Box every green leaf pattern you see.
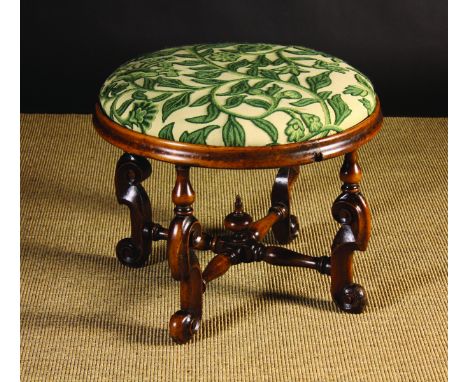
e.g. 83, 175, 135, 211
100, 43, 377, 146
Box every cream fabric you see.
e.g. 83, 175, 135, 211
100, 43, 377, 146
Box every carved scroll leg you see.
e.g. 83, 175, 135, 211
330, 152, 370, 314
167, 166, 204, 344
169, 249, 203, 344
271, 167, 300, 244
114, 153, 153, 268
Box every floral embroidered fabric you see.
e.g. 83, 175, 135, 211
99, 43, 377, 147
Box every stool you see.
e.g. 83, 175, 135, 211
93, 43, 383, 344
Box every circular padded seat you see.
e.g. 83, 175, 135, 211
99, 43, 378, 147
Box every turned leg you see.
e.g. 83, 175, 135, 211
167, 166, 203, 344
264, 246, 330, 274
330, 151, 370, 313
114, 153, 153, 267
271, 167, 300, 244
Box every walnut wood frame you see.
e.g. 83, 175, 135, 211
93, 100, 382, 344
93, 99, 382, 169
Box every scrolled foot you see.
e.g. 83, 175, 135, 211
289, 214, 299, 240
169, 310, 200, 344
271, 213, 299, 244
333, 283, 367, 314
116, 238, 148, 268
115, 153, 153, 267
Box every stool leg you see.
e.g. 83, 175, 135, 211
271, 166, 300, 244
167, 166, 203, 344
330, 151, 370, 313
114, 153, 153, 268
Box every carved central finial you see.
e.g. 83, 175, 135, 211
224, 195, 253, 232
234, 195, 244, 214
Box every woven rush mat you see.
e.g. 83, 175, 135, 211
20, 115, 447, 381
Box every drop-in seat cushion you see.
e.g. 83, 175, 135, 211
99, 43, 377, 147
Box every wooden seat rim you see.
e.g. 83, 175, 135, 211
93, 98, 382, 169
